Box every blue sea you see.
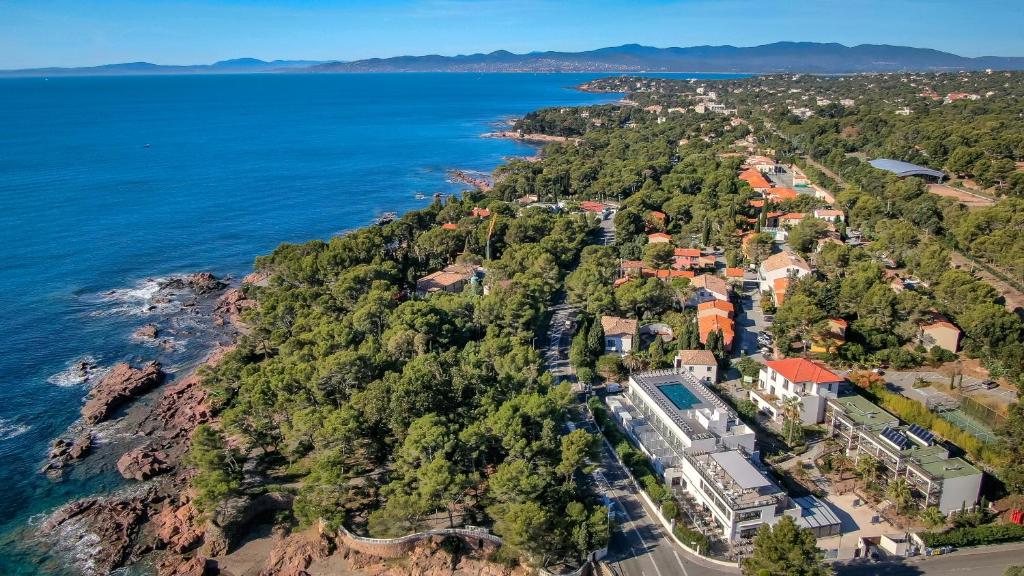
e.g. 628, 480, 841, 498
0, 72, 741, 574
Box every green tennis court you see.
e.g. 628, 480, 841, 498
938, 409, 997, 444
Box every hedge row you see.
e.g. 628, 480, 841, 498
920, 523, 1024, 548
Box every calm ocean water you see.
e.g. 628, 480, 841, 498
0, 72, 739, 573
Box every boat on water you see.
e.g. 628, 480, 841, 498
374, 212, 398, 225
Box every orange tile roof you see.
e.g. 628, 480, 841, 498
472, 207, 491, 218
768, 188, 799, 201
773, 277, 791, 304
647, 232, 672, 242
780, 212, 806, 221
613, 277, 630, 288
580, 201, 608, 212
764, 358, 843, 384
739, 168, 772, 189
649, 210, 667, 221
674, 248, 702, 257
749, 199, 766, 208
725, 267, 745, 278
441, 222, 458, 230
698, 316, 735, 346
601, 315, 638, 337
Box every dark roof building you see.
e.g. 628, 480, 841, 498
869, 158, 945, 181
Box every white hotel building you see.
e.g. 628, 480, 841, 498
605, 370, 835, 541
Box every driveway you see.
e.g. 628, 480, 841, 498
733, 275, 769, 361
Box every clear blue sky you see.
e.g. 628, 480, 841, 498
2, 0, 1023, 68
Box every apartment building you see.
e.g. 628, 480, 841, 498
826, 395, 982, 514
750, 358, 844, 425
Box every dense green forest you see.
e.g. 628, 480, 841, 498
193, 197, 609, 568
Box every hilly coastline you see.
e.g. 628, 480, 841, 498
4, 42, 1024, 77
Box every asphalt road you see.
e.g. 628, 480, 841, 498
836, 542, 1024, 576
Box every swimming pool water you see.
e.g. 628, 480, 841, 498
658, 383, 701, 410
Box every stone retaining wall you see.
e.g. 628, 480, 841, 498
335, 524, 503, 559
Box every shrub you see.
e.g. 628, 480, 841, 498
673, 525, 710, 555
920, 523, 1024, 548
596, 354, 625, 380
661, 500, 679, 521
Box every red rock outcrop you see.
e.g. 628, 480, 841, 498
343, 535, 524, 576
82, 362, 164, 424
153, 497, 205, 554
42, 492, 153, 575
156, 554, 211, 576
41, 431, 93, 476
242, 270, 271, 286
117, 445, 172, 481
260, 530, 334, 576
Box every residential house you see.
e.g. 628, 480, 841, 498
758, 250, 812, 295
766, 188, 799, 203
416, 263, 482, 296
647, 232, 672, 244
779, 212, 806, 228
697, 300, 734, 319
724, 267, 746, 283
739, 168, 772, 192
674, 350, 719, 384
813, 209, 844, 223
689, 274, 731, 305
698, 315, 735, 352
750, 358, 844, 424
601, 316, 638, 355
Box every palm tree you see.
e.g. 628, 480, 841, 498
920, 506, 946, 529
831, 451, 852, 479
887, 476, 914, 514
856, 454, 880, 486
622, 352, 650, 373
781, 396, 803, 445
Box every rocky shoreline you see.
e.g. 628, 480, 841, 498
30, 272, 259, 576
481, 130, 580, 144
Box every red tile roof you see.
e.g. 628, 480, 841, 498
441, 222, 458, 230
739, 168, 772, 189
764, 358, 843, 384
768, 188, 799, 201
674, 248, 702, 257
725, 267, 745, 278
580, 201, 608, 213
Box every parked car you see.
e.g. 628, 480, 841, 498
606, 383, 622, 393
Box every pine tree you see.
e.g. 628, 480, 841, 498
741, 515, 831, 576
587, 317, 605, 360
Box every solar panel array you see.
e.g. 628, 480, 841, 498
880, 427, 912, 450
907, 423, 934, 446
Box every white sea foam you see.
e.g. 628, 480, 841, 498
47, 355, 106, 387
0, 417, 30, 441
91, 277, 183, 317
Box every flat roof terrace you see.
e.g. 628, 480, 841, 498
631, 370, 736, 441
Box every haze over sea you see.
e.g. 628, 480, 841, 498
0, 72, 737, 573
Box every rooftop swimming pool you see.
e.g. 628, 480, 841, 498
658, 383, 701, 410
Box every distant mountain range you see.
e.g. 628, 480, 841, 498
4, 43, 1024, 76
0, 58, 322, 77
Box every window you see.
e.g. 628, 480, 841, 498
606, 339, 615, 348
736, 510, 762, 522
